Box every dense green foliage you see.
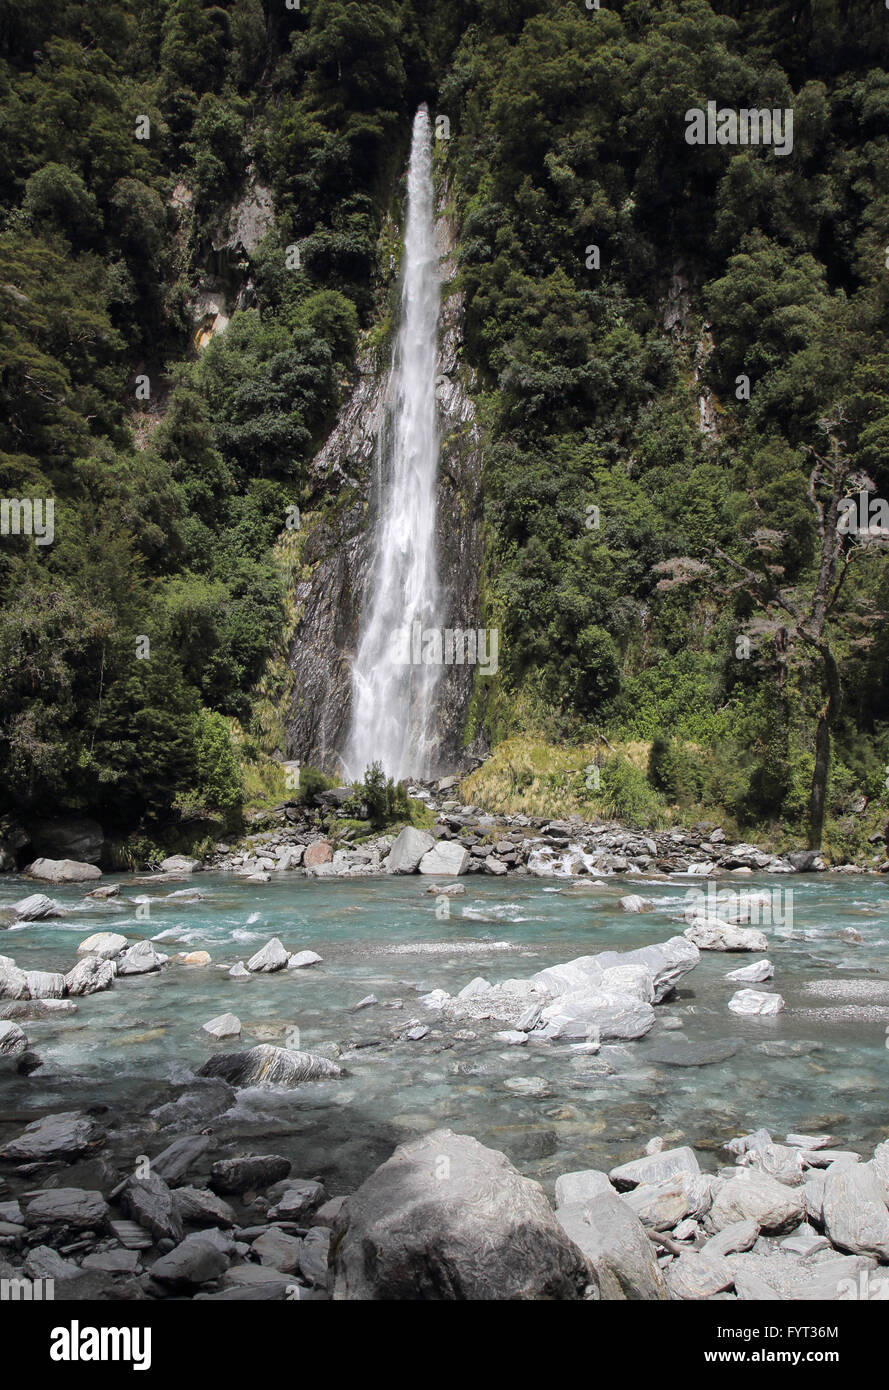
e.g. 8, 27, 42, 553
1, 0, 888, 853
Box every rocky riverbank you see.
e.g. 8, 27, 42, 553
2, 905, 888, 1300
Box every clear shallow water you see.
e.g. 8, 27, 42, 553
1, 871, 888, 1196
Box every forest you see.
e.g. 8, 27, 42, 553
1, 0, 888, 862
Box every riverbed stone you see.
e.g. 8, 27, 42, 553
287, 950, 323, 969
700, 1219, 759, 1259
821, 1163, 889, 1260
684, 919, 769, 952
197, 1043, 344, 1088
418, 841, 471, 876
10, 893, 63, 921
0, 1110, 102, 1162
117, 941, 164, 976
666, 1252, 734, 1299
556, 1192, 668, 1300
76, 931, 128, 960
386, 827, 435, 874
65, 955, 115, 996
332, 1129, 593, 1300
269, 1179, 326, 1221
246, 938, 289, 973
202, 1012, 241, 1039
159, 855, 201, 874
709, 1172, 805, 1234
299, 1226, 331, 1286
555, 1170, 615, 1207
151, 1133, 212, 1184
24, 1187, 109, 1230
726, 959, 774, 983
151, 1230, 234, 1286
120, 1173, 183, 1244
0, 958, 29, 1000
728, 988, 784, 1016
252, 1227, 303, 1272
172, 1187, 236, 1228
209, 1154, 292, 1195
25, 857, 101, 883
0, 1020, 27, 1055
537, 988, 655, 1041
23, 970, 66, 999
610, 1146, 700, 1191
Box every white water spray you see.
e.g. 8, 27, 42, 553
344, 106, 442, 782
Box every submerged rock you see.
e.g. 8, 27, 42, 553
196, 1043, 344, 1088
331, 1128, 593, 1300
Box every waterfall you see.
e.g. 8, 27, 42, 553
343, 106, 442, 784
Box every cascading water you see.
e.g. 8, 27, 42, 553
343, 106, 442, 783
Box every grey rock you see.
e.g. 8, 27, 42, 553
726, 959, 774, 983
646, 1037, 743, 1067
299, 1226, 331, 1286
684, 919, 769, 952
117, 941, 163, 976
311, 1196, 348, 1228
700, 1220, 759, 1259
386, 827, 435, 874
196, 1043, 344, 1088
821, 1163, 889, 1260
25, 857, 101, 883
269, 1179, 325, 1221
556, 1192, 668, 1300
202, 1012, 241, 1039
172, 1187, 236, 1228
209, 1155, 292, 1195
76, 931, 128, 959
0, 1110, 101, 1162
709, 1172, 805, 1234
65, 956, 115, 996
246, 938, 289, 973
610, 1146, 700, 1191
623, 1174, 715, 1231
10, 893, 63, 921
82, 1248, 141, 1274
159, 855, 201, 874
152, 1133, 212, 1184
332, 1129, 593, 1300
287, 950, 323, 969
619, 895, 654, 913
24, 1187, 109, 1230
23, 971, 66, 999
151, 1230, 234, 1286
417, 841, 471, 876
121, 1173, 184, 1244
666, 1252, 734, 1300
23, 1245, 81, 1281
0, 1020, 27, 1055
555, 1170, 615, 1207
252, 1228, 303, 1272
0, 958, 29, 1000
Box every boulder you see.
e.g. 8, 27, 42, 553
29, 817, 103, 864
182, 950, 211, 965
537, 988, 655, 1041
252, 1228, 303, 1272
24, 1187, 109, 1230
728, 988, 784, 1016
120, 1173, 183, 1244
10, 893, 63, 921
23, 971, 66, 999
331, 1129, 593, 1300
0, 958, 29, 1000
159, 855, 201, 874
574, 936, 699, 1003
821, 1163, 889, 1260
726, 959, 774, 983
623, 1173, 715, 1230
196, 1043, 343, 1088
151, 1230, 234, 1286
172, 1187, 236, 1228
246, 938, 289, 973
0, 1020, 27, 1055
619, 895, 654, 913
555, 1192, 669, 1300
0, 1110, 102, 1162
209, 1154, 292, 1195
76, 932, 128, 960
684, 919, 769, 952
610, 1146, 701, 1191
151, 1133, 212, 1184
418, 841, 471, 876
24, 857, 101, 883
709, 1172, 805, 1234
386, 827, 435, 874
303, 840, 333, 869
555, 1170, 615, 1207
117, 941, 164, 976
202, 1013, 241, 1040
65, 955, 115, 996
287, 950, 323, 969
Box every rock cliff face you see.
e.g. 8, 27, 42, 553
284, 186, 486, 779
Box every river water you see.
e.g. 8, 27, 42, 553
1, 871, 887, 1197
